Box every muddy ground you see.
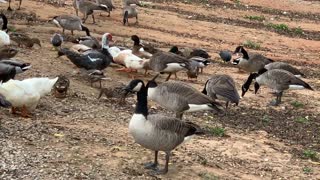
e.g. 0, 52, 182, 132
0, 0, 319, 179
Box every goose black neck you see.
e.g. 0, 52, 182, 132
202, 80, 208, 95
243, 73, 257, 90
240, 47, 249, 59
0, 14, 8, 31
135, 84, 148, 117
133, 39, 140, 46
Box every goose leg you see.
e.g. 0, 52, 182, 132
153, 151, 170, 175
269, 91, 283, 106
144, 151, 158, 170
92, 14, 95, 24
174, 73, 178, 79
8, 0, 12, 11
165, 73, 172, 81
135, 15, 138, 24
11, 107, 17, 114
225, 101, 229, 116
18, 0, 22, 10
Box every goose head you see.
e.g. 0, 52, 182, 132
233, 46, 249, 60
124, 79, 145, 93
101, 33, 114, 49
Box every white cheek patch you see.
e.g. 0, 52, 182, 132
52, 19, 61, 28
133, 82, 142, 92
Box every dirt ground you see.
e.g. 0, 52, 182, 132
0, 0, 320, 179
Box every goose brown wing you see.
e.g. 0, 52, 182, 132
150, 52, 190, 71
160, 81, 214, 104
208, 75, 240, 103
148, 115, 197, 137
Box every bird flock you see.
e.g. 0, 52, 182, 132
0, 0, 315, 175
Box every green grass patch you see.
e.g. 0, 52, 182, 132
244, 15, 265, 22
302, 167, 313, 174
293, 27, 304, 35
243, 40, 261, 50
291, 101, 304, 108
294, 116, 309, 124
267, 23, 289, 31
198, 172, 220, 180
262, 115, 270, 123
207, 127, 225, 137
302, 150, 319, 161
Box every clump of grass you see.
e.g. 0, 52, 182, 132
233, 0, 241, 5
303, 167, 313, 174
198, 172, 220, 180
207, 127, 225, 137
302, 150, 319, 161
291, 101, 304, 108
293, 27, 303, 35
268, 23, 289, 31
244, 15, 265, 22
262, 115, 270, 123
243, 40, 261, 50
294, 116, 309, 124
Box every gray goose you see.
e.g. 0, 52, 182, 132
96, 0, 116, 17
202, 74, 240, 112
242, 62, 305, 97
123, 4, 138, 25
75, 0, 109, 23
149, 50, 191, 81
124, 75, 223, 119
125, 79, 203, 174
52, 15, 90, 36
254, 68, 313, 106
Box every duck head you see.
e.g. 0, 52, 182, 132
31, 38, 41, 47
131, 35, 140, 46
101, 33, 114, 49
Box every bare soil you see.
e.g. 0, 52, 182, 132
0, 0, 320, 179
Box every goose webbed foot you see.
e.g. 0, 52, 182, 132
7, 7, 13, 11
149, 168, 168, 175
144, 162, 158, 170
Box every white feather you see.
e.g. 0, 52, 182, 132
289, 85, 305, 90
0, 30, 10, 47
186, 104, 214, 112
162, 63, 185, 72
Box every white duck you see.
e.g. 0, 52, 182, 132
108, 45, 149, 77
0, 13, 10, 48
0, 77, 59, 117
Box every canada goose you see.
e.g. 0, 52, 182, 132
10, 32, 41, 48
149, 49, 191, 81
241, 62, 306, 97
75, 0, 109, 23
232, 46, 273, 73
123, 4, 138, 25
0, 47, 18, 60
202, 74, 240, 112
0, 93, 11, 108
57, 33, 113, 70
124, 79, 203, 174
0, 59, 31, 83
51, 33, 63, 50
123, 0, 142, 6
254, 69, 313, 106
96, 0, 116, 17
52, 15, 90, 36
7, 0, 22, 11
124, 75, 223, 119
0, 14, 10, 48
76, 36, 101, 49
219, 50, 232, 62
53, 75, 70, 98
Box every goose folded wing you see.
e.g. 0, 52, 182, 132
148, 115, 197, 137
150, 52, 190, 71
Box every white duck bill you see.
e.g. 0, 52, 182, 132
186, 104, 214, 112
22, 65, 32, 70
289, 85, 305, 90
